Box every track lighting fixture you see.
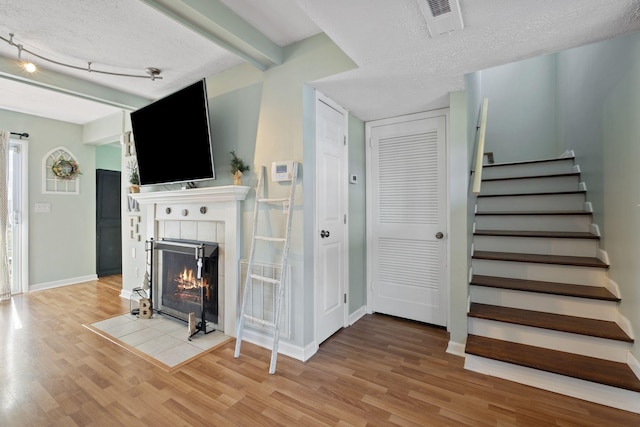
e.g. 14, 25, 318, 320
1, 33, 162, 80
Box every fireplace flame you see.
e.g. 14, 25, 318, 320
174, 267, 210, 299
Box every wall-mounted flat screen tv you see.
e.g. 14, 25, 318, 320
130, 78, 215, 186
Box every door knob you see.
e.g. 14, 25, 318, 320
435, 232, 444, 239
320, 230, 330, 238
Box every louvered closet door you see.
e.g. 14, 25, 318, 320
369, 114, 447, 326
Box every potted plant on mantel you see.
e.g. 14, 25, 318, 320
230, 151, 250, 185
128, 159, 140, 193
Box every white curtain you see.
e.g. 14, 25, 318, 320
0, 130, 11, 301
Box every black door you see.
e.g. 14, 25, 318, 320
96, 169, 122, 277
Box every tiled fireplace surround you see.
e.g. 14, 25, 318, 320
132, 186, 250, 337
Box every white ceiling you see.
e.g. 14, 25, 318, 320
0, 0, 639, 125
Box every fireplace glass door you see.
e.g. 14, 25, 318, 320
152, 239, 218, 325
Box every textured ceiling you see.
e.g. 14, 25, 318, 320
0, 0, 639, 125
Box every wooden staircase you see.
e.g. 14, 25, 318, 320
465, 154, 640, 412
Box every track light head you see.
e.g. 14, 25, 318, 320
22, 61, 36, 73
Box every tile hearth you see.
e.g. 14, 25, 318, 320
85, 312, 231, 371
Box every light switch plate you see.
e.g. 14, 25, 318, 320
34, 202, 51, 213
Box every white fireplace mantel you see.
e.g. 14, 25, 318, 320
131, 185, 249, 204
131, 185, 250, 337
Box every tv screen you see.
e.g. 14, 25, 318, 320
130, 79, 215, 186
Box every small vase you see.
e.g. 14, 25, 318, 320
130, 184, 140, 193
233, 171, 243, 186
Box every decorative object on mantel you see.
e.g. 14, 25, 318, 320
127, 159, 140, 193
43, 147, 80, 194
230, 150, 250, 185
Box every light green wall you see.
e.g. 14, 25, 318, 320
121, 33, 358, 349
448, 91, 469, 347
556, 32, 640, 360
348, 113, 366, 314
555, 38, 630, 237
96, 144, 122, 171
480, 54, 558, 163
0, 109, 97, 286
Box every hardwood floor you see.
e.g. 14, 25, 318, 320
1, 277, 639, 426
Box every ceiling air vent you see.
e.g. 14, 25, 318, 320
419, 0, 464, 37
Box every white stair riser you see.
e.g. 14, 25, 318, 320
471, 258, 607, 286
477, 193, 585, 212
474, 215, 591, 232
464, 355, 640, 414
481, 175, 580, 196
470, 286, 617, 320
473, 235, 597, 257
482, 159, 575, 180
468, 318, 631, 362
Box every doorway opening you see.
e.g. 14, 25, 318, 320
8, 138, 29, 294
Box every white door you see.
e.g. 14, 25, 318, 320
315, 92, 348, 344
366, 111, 448, 326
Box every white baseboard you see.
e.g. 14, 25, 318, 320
446, 340, 466, 357
349, 305, 367, 325
240, 328, 317, 363
465, 354, 640, 414
629, 351, 640, 380
30, 274, 98, 292
597, 247, 610, 265
560, 149, 575, 158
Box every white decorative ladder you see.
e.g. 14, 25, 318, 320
234, 163, 298, 374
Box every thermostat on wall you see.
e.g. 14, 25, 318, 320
271, 161, 296, 182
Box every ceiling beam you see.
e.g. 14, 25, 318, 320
0, 56, 150, 111
139, 0, 283, 71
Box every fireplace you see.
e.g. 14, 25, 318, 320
149, 238, 219, 336
130, 185, 249, 337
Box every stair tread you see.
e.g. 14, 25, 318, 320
475, 210, 592, 216
472, 250, 609, 268
470, 275, 620, 301
484, 157, 574, 168
465, 335, 640, 392
478, 190, 585, 198
468, 303, 633, 342
482, 172, 580, 182
474, 230, 599, 239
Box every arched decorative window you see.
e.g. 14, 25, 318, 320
43, 147, 81, 194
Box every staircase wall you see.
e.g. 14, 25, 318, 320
555, 32, 640, 362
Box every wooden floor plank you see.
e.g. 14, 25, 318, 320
1, 277, 639, 425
